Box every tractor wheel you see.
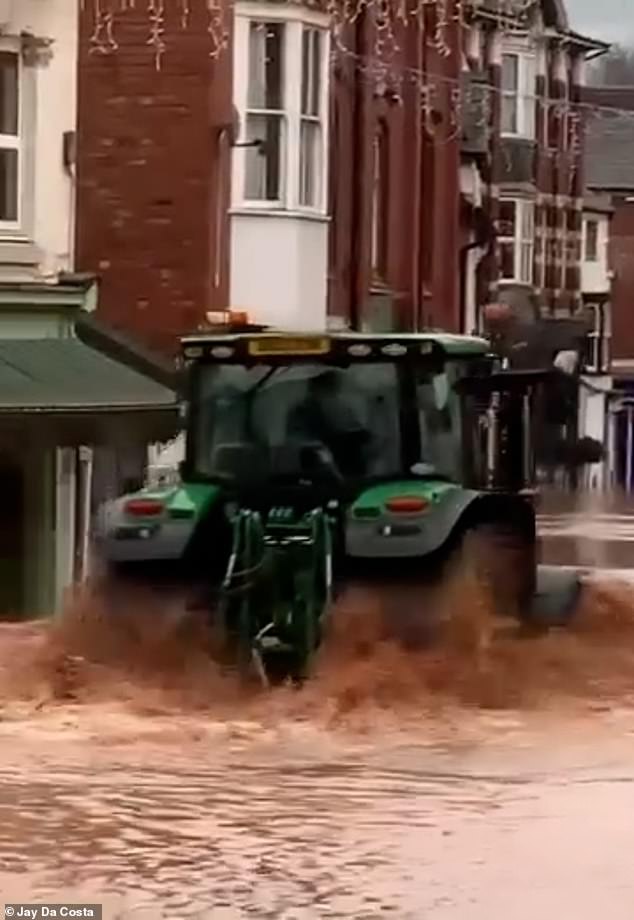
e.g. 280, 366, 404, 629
454, 521, 536, 623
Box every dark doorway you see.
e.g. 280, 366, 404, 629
0, 455, 24, 616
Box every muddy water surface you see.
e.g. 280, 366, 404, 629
2, 555, 634, 917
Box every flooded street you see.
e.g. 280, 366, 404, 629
2, 500, 634, 918
3, 705, 634, 918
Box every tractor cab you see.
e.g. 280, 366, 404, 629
180, 320, 543, 508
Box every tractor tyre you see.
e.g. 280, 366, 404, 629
455, 521, 536, 623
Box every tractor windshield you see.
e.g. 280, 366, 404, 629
192, 362, 463, 486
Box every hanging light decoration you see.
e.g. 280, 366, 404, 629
80, 0, 474, 70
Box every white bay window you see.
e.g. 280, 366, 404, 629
498, 198, 534, 284
233, 4, 329, 214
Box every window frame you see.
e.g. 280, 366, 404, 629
498, 198, 535, 285
233, 3, 329, 216
0, 44, 22, 234
500, 49, 536, 140
584, 302, 611, 374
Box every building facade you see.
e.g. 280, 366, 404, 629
76, 1, 233, 354
578, 193, 613, 490
76, 0, 606, 348
461, 0, 607, 332
584, 86, 634, 490
77, 0, 465, 341
326, 3, 463, 333
0, 0, 177, 617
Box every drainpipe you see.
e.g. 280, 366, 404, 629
348, 13, 365, 332
459, 204, 494, 333
412, 18, 424, 332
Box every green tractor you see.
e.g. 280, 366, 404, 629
100, 320, 586, 683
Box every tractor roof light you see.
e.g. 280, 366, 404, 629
124, 498, 165, 518
205, 310, 250, 328
385, 497, 429, 514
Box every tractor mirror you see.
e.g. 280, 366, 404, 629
432, 373, 449, 410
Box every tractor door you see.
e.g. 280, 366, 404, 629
457, 370, 547, 493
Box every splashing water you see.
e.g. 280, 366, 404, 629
2, 565, 634, 730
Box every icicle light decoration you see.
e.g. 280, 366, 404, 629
79, 0, 538, 70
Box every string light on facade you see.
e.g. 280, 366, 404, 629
80, 0, 495, 68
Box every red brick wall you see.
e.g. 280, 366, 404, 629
610, 198, 634, 361
327, 6, 462, 332
76, 5, 232, 355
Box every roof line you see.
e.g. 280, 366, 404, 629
0, 404, 178, 414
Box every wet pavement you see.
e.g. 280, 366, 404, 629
538, 494, 634, 572
2, 498, 634, 918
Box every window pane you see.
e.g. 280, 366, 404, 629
500, 241, 515, 279
522, 56, 536, 138
585, 220, 598, 261
498, 200, 516, 236
520, 242, 533, 283
245, 114, 282, 201
248, 22, 284, 110
501, 94, 517, 133
502, 54, 518, 91
301, 29, 321, 117
0, 148, 18, 221
0, 54, 17, 136
521, 202, 534, 239
299, 119, 321, 207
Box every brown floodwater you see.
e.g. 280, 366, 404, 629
2, 529, 634, 917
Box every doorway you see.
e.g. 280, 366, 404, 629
0, 454, 24, 616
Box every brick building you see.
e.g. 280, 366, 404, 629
326, 4, 463, 333
584, 87, 634, 364
76, 2, 233, 354
75, 1, 466, 347
461, 0, 607, 333
584, 86, 634, 489
75, 0, 605, 354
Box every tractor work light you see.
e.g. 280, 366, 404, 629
205, 310, 250, 326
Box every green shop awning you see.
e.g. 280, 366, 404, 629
0, 338, 176, 413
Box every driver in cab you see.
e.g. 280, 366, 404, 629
288, 370, 370, 478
